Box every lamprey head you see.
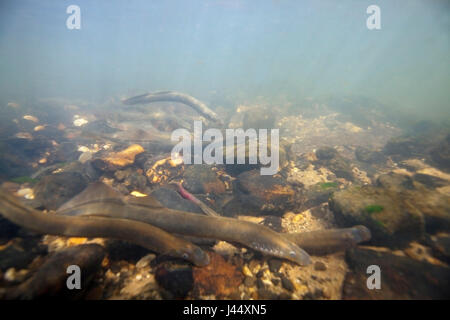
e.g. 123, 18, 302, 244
250, 238, 311, 266
281, 241, 312, 266
349, 225, 372, 243
170, 244, 210, 267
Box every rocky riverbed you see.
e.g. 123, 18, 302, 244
0, 96, 449, 299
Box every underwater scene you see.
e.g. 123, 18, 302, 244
0, 0, 449, 301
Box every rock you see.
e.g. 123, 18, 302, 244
0, 216, 21, 240
411, 190, 450, 234
376, 173, 449, 234
383, 129, 449, 167
329, 182, 425, 248
343, 247, 450, 299
2, 244, 105, 300
314, 261, 327, 271
413, 173, 448, 189
376, 172, 415, 191
280, 276, 295, 292
0, 238, 47, 272
50, 142, 81, 163
223, 143, 288, 176
383, 136, 428, 159
151, 187, 203, 214
268, 259, 283, 273
314, 148, 354, 181
154, 263, 194, 299
241, 105, 276, 130
430, 134, 450, 171
114, 168, 132, 182
262, 216, 283, 233
271, 278, 280, 286
122, 171, 147, 191
34, 171, 89, 210
144, 155, 184, 185
303, 288, 324, 300
399, 159, 429, 171
316, 147, 338, 160
92, 144, 144, 171
183, 165, 225, 195
83, 120, 118, 134
243, 276, 256, 287
303, 182, 340, 209
136, 254, 156, 269
258, 288, 279, 300
192, 252, 243, 298
104, 240, 151, 263
233, 169, 296, 216
425, 234, 450, 264
256, 278, 266, 290
355, 146, 384, 163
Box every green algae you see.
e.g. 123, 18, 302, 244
10, 176, 38, 184
365, 204, 384, 214
319, 182, 339, 190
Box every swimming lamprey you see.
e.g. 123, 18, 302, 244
122, 91, 222, 124
0, 188, 209, 266
284, 226, 371, 255
57, 182, 312, 266
171, 181, 372, 254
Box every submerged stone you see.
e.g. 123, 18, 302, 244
233, 169, 296, 216
183, 164, 226, 195
314, 147, 354, 181
1, 244, 104, 300
34, 171, 89, 210
330, 184, 425, 248
154, 263, 194, 299
192, 252, 243, 298
343, 247, 450, 299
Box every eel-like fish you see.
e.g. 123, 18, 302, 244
172, 181, 372, 254
284, 226, 371, 255
122, 91, 222, 125
0, 188, 209, 266
57, 182, 312, 266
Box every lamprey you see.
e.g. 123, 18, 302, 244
0, 188, 209, 266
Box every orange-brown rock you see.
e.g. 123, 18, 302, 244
192, 252, 243, 298
104, 144, 144, 167
92, 144, 145, 171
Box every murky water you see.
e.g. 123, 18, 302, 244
0, 0, 449, 300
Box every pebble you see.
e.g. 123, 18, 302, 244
136, 254, 156, 269
4, 268, 28, 282
268, 259, 283, 273
256, 278, 266, 290
256, 269, 265, 278
314, 261, 327, 271
248, 260, 261, 274
73, 117, 88, 127
271, 278, 280, 286
242, 265, 253, 277
281, 276, 295, 292
258, 288, 279, 300
23, 115, 39, 123
279, 292, 292, 300
244, 276, 256, 287
303, 288, 324, 300
15, 188, 34, 200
